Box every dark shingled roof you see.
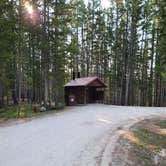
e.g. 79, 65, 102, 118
64, 77, 107, 87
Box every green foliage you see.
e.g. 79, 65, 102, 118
55, 102, 65, 110
0, 0, 165, 110
134, 128, 166, 148
156, 121, 166, 129
0, 104, 32, 119
0, 104, 65, 119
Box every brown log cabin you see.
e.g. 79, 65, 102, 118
64, 77, 107, 106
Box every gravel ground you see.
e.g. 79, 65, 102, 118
0, 104, 165, 166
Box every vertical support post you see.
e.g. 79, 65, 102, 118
103, 88, 105, 104
84, 87, 87, 104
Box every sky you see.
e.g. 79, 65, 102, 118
100, 0, 110, 8
84, 0, 110, 8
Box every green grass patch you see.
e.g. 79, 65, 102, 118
129, 124, 166, 166
134, 128, 166, 149
156, 120, 166, 129
54, 102, 65, 110
131, 143, 154, 166
0, 103, 64, 120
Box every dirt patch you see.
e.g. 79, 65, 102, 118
111, 117, 166, 166
0, 109, 68, 127
0, 118, 33, 127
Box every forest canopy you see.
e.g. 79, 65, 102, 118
0, 0, 165, 108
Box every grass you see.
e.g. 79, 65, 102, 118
131, 144, 154, 166
128, 122, 166, 166
0, 103, 65, 120
156, 120, 166, 129
134, 128, 166, 149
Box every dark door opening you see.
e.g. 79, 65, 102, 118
87, 87, 96, 103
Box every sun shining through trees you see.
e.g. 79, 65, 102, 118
24, 1, 33, 15
22, 0, 40, 25
0, 0, 165, 109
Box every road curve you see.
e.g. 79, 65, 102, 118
0, 104, 165, 166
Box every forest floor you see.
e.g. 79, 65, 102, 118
0, 104, 166, 166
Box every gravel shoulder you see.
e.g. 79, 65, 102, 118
0, 104, 165, 166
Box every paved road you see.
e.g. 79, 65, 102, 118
0, 104, 165, 166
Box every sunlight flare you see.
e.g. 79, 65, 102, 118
24, 1, 33, 14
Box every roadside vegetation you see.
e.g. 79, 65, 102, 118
112, 119, 166, 166
156, 121, 166, 129
0, 103, 65, 120
130, 123, 166, 165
